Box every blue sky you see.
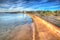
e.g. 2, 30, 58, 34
0, 0, 60, 12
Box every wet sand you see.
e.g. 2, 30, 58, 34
0, 23, 33, 40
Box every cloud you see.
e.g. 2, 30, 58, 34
0, 0, 60, 12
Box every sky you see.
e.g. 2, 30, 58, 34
0, 0, 60, 12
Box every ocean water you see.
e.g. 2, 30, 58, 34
0, 13, 32, 26
0, 13, 32, 37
